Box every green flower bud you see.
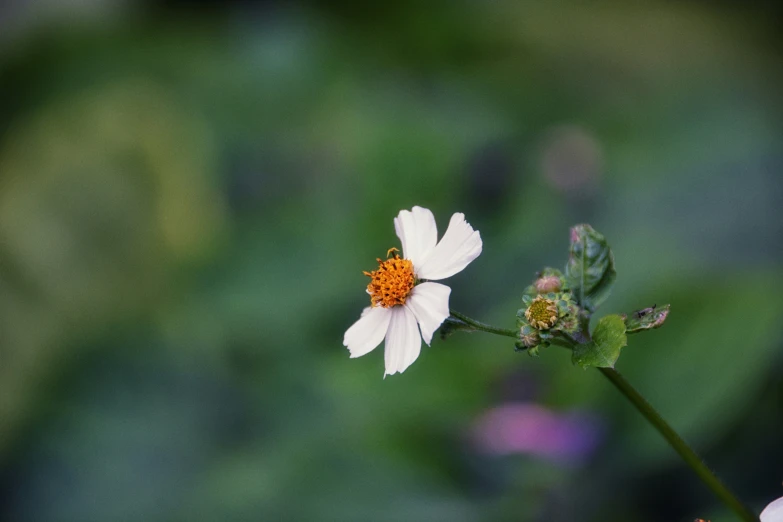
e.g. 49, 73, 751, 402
517, 291, 583, 350
519, 324, 541, 348
522, 267, 568, 298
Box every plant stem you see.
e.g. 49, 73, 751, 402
448, 310, 519, 339
599, 367, 757, 522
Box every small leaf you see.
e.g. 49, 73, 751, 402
572, 314, 627, 369
564, 224, 616, 312
624, 304, 670, 334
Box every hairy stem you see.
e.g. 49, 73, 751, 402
447, 310, 519, 339
599, 367, 756, 521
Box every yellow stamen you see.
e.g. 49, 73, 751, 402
364, 249, 415, 308
524, 295, 559, 330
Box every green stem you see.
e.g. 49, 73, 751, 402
599, 367, 757, 522
448, 310, 519, 339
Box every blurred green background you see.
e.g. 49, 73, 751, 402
0, 1, 782, 521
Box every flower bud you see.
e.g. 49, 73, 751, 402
519, 324, 541, 348
535, 275, 562, 293
522, 267, 567, 299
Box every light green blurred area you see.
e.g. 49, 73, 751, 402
0, 1, 781, 521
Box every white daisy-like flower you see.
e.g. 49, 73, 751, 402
762, 496, 783, 522
343, 206, 482, 377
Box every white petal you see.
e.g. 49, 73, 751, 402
343, 306, 392, 358
405, 282, 451, 345
384, 305, 422, 376
393, 206, 437, 267
762, 496, 783, 522
416, 212, 482, 280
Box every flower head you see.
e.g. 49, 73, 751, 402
363, 249, 415, 308
344, 206, 482, 376
525, 295, 559, 330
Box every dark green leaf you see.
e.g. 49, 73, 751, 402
564, 224, 616, 312
572, 314, 627, 369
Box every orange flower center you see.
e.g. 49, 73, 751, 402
364, 248, 416, 308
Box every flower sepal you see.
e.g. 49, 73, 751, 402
551, 292, 581, 338
526, 344, 541, 357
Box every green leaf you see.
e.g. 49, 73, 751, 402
624, 304, 670, 334
572, 314, 627, 369
564, 224, 616, 312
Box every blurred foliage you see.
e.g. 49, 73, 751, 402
0, 1, 782, 521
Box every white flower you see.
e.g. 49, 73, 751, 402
343, 206, 482, 377
762, 496, 783, 522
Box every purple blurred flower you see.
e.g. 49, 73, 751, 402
472, 402, 604, 465
540, 124, 603, 197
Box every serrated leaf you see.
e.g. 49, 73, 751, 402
572, 314, 627, 369
625, 304, 670, 334
564, 224, 616, 312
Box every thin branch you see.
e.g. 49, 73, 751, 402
447, 309, 519, 339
